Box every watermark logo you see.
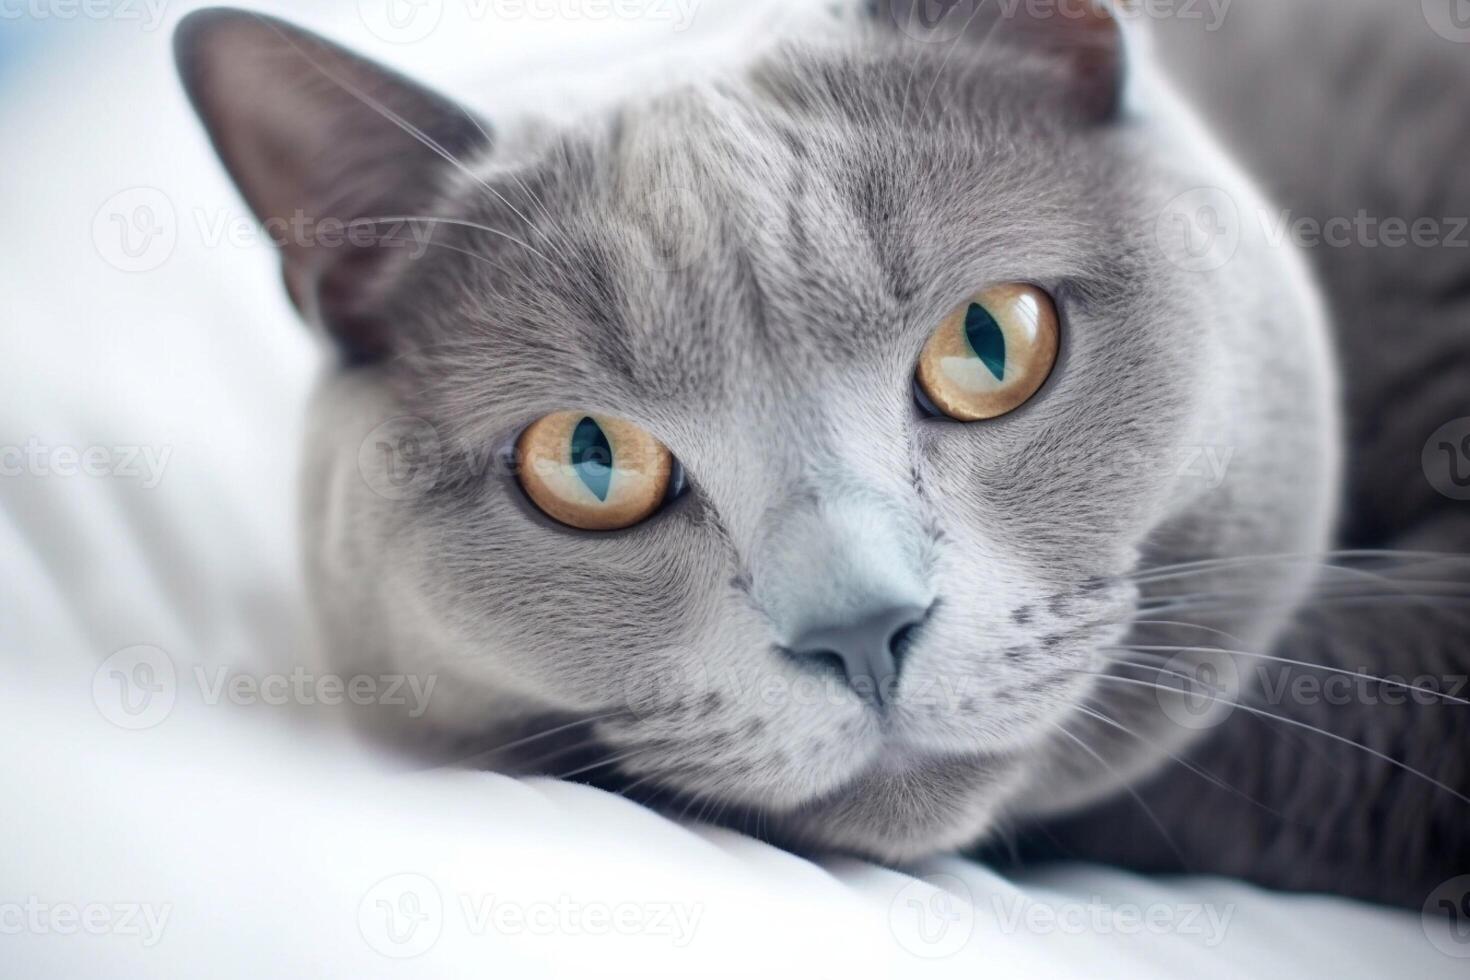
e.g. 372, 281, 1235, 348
359, 416, 447, 502
889, 873, 974, 959
887, 0, 1235, 44
0, 898, 172, 947
624, 181, 711, 275
1092, 444, 1235, 490
0, 0, 170, 31
1153, 649, 1241, 730
359, 873, 444, 958
92, 645, 177, 731
92, 189, 437, 273
620, 658, 713, 722
1, 439, 172, 488
458, 894, 702, 945
991, 894, 1235, 945
1267, 211, 1468, 250
193, 666, 439, 718
1423, 875, 1470, 958
1156, 187, 1241, 273
357, 876, 702, 954
94, 648, 439, 729
888, 0, 980, 44
358, 0, 701, 44
92, 187, 177, 273
1254, 667, 1467, 709
1424, 418, 1470, 501
1424, 0, 1470, 43
358, 0, 444, 44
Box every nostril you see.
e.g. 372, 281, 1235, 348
796, 648, 848, 681
888, 620, 923, 665
784, 601, 934, 706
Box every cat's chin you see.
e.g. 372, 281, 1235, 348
755, 748, 1022, 863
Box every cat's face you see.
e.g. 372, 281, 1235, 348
180, 3, 1337, 860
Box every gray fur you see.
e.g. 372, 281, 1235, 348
174, 0, 1467, 905
1018, 0, 1470, 909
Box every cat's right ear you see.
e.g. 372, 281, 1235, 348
174, 8, 492, 362
866, 0, 1128, 121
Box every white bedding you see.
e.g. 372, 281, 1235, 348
0, 3, 1460, 976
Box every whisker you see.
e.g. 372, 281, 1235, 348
1129, 618, 1252, 646
1130, 549, 1470, 585
423, 714, 618, 771
552, 747, 647, 782
356, 215, 554, 266
1109, 644, 1470, 706
1082, 671, 1470, 805
1046, 719, 1189, 867
1137, 593, 1470, 619
1069, 702, 1278, 815
250, 13, 571, 267
919, 0, 1001, 117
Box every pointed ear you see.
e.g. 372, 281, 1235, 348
174, 8, 492, 361
871, 0, 1127, 120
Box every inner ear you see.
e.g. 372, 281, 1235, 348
174, 9, 493, 361
871, 0, 1127, 120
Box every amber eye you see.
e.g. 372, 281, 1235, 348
515, 412, 676, 531
915, 284, 1061, 421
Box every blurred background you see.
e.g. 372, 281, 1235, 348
3, 2, 1468, 977
0, 0, 786, 680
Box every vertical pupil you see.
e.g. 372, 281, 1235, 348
571, 417, 613, 502
964, 303, 1006, 381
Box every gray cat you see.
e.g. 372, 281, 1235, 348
174, 0, 1466, 909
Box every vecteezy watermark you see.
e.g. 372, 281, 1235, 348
620, 658, 714, 722
92, 187, 178, 273
1152, 648, 1243, 730
1424, 418, 1470, 501
889, 874, 975, 959
0, 898, 173, 948
0, 0, 169, 31
1156, 187, 1470, 272
358, 874, 703, 958
359, 874, 444, 959
619, 179, 712, 275
1255, 668, 1468, 709
990, 894, 1236, 946
192, 666, 438, 718
358, 0, 702, 45
888, 0, 1234, 45
91, 188, 438, 274
1267, 211, 1470, 251
1423, 875, 1470, 958
92, 646, 439, 730
1151, 653, 1469, 731
1093, 444, 1236, 490
1423, 0, 1470, 44
358, 416, 450, 502
458, 894, 702, 946
357, 416, 528, 501
0, 439, 172, 489
93, 645, 178, 731
1156, 187, 1242, 274
621, 657, 994, 723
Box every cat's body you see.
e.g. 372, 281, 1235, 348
176, 0, 1466, 909
1014, 0, 1470, 908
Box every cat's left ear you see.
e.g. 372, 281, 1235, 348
867, 0, 1128, 120
175, 8, 492, 361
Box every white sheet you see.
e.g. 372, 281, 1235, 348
1, 3, 1460, 976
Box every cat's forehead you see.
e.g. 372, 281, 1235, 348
412, 48, 1143, 431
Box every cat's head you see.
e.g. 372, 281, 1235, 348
177, 2, 1337, 860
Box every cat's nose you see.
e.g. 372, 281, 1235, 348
787, 602, 930, 707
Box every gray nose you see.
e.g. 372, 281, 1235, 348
788, 603, 930, 707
